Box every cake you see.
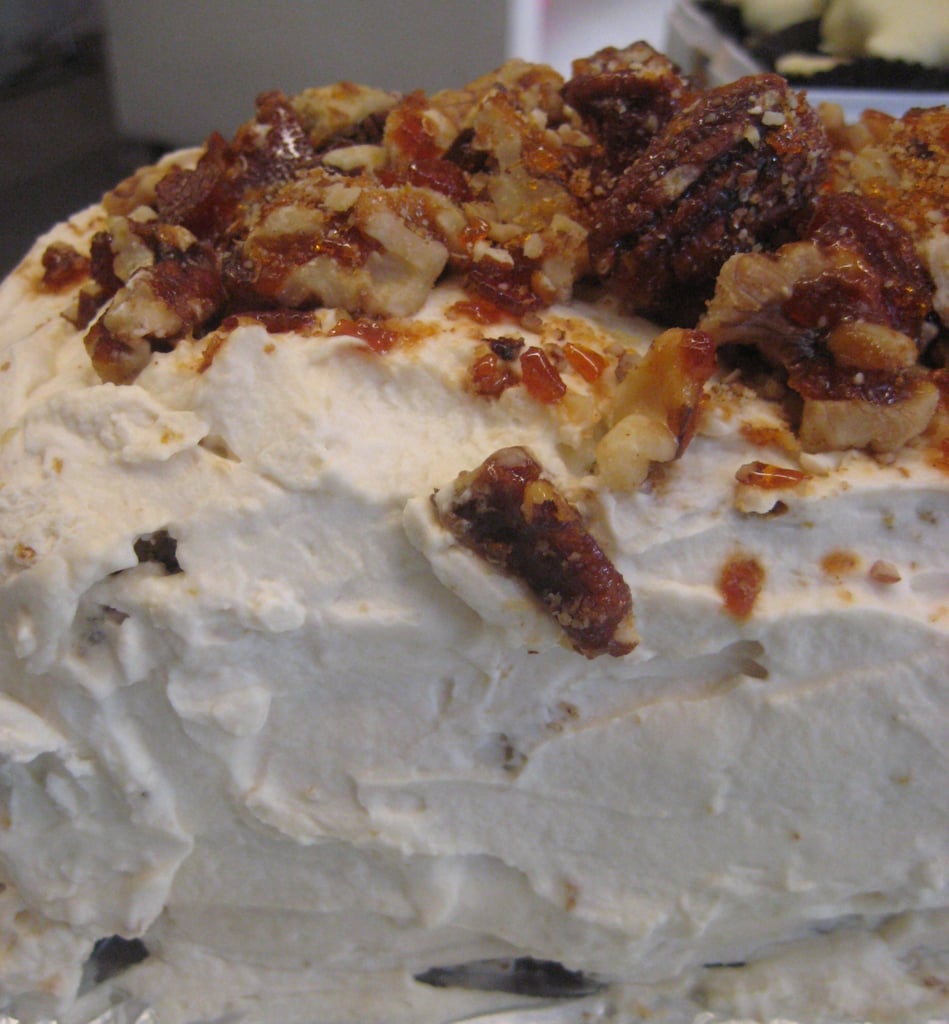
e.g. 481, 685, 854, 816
0, 42, 947, 1024
696, 0, 949, 89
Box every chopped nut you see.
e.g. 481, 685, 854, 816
798, 377, 939, 453
40, 242, 89, 290
610, 328, 717, 453
597, 413, 678, 491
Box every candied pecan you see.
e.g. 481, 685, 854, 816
66, 288, 106, 330
385, 90, 454, 165
104, 156, 180, 217
396, 158, 472, 202
241, 90, 323, 190
702, 194, 934, 360
468, 349, 518, 398
450, 85, 590, 309
290, 81, 396, 151
429, 58, 570, 138
825, 106, 949, 250
443, 127, 489, 175
825, 321, 919, 372
89, 230, 124, 296
466, 257, 546, 319
587, 74, 830, 323
154, 132, 235, 240
58, 230, 126, 329
563, 41, 699, 173
230, 168, 464, 317
83, 320, 152, 384
824, 105, 949, 328
610, 328, 717, 452
435, 447, 637, 657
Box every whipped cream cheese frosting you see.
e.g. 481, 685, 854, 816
2, 215, 948, 1023
0, 45, 948, 1024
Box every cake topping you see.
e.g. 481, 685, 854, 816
586, 73, 830, 322
40, 242, 90, 290
32, 45, 948, 472
700, 188, 943, 452
598, 327, 717, 489
434, 446, 637, 657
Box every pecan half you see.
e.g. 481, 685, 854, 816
434, 447, 637, 658
587, 73, 830, 323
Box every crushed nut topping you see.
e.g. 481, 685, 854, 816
33, 42, 947, 473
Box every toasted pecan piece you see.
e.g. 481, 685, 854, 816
597, 328, 717, 490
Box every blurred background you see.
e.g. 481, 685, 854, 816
0, 0, 678, 275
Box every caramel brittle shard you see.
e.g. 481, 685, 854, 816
434, 447, 637, 658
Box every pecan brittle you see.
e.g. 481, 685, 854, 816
33, 44, 946, 476
434, 447, 637, 658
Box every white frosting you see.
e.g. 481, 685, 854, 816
0, 212, 948, 1023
